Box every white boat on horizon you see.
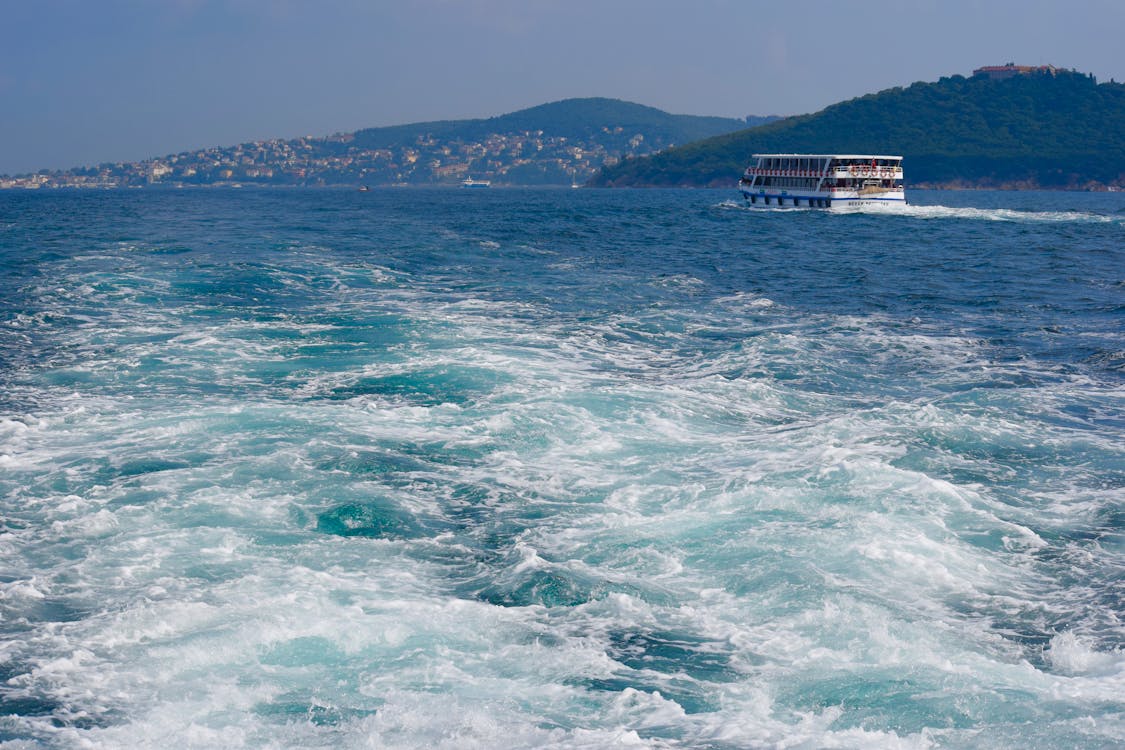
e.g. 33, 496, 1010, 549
462, 177, 491, 189
739, 154, 906, 209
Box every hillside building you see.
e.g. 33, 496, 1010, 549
973, 63, 1058, 80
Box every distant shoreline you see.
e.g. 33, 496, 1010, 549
1, 182, 1121, 193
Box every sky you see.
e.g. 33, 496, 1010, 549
2, 0, 1123, 175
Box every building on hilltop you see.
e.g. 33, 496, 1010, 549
973, 63, 1059, 80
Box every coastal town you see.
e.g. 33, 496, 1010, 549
0, 123, 699, 190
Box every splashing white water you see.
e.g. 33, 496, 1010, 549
897, 203, 1123, 223
716, 198, 1123, 223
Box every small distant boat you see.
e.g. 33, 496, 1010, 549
462, 177, 491, 189
358, 185, 370, 192
739, 154, 906, 209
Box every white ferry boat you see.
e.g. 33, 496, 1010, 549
461, 177, 491, 189
739, 154, 906, 209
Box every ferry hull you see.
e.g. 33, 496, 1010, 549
739, 189, 907, 210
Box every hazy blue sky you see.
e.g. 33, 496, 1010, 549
2, 0, 1123, 175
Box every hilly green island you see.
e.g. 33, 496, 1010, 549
0, 99, 756, 189
592, 67, 1125, 190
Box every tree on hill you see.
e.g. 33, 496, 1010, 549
590, 70, 1125, 188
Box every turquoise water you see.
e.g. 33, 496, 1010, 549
1, 188, 1122, 748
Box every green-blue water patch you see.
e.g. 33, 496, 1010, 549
608, 629, 742, 684
324, 365, 511, 406
776, 673, 981, 734
315, 500, 425, 539
314, 448, 431, 478
259, 636, 348, 668
472, 568, 595, 608
254, 697, 378, 727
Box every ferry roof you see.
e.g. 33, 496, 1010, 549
752, 153, 903, 160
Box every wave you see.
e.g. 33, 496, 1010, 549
715, 199, 1123, 223
897, 204, 1124, 224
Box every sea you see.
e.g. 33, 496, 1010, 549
0, 187, 1122, 749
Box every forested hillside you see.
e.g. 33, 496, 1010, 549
348, 98, 747, 151
591, 70, 1125, 188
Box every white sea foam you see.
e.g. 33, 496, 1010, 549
2, 370, 1116, 747
1046, 632, 1125, 677
906, 204, 1124, 223
717, 197, 1124, 223
3, 192, 1123, 747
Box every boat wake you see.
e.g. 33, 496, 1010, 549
897, 204, 1124, 224
717, 199, 1123, 224
3, 188, 1124, 749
